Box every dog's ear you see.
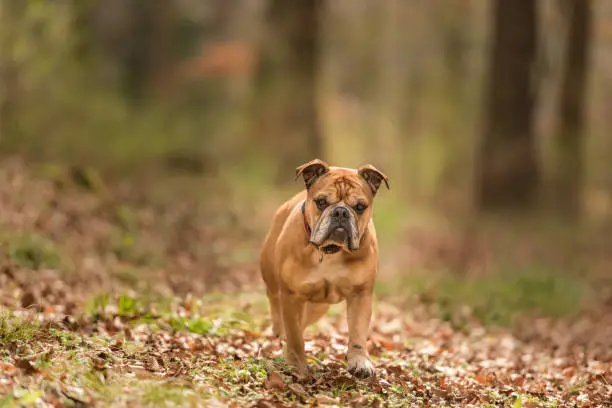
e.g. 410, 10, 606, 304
358, 164, 390, 195
295, 159, 329, 189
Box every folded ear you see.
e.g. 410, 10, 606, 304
295, 159, 330, 189
358, 164, 390, 195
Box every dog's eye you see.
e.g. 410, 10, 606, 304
354, 203, 367, 214
315, 198, 328, 210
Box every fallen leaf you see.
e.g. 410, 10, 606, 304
265, 370, 285, 390
15, 358, 39, 375
0, 362, 17, 372
288, 383, 307, 396
369, 335, 396, 351
315, 395, 338, 405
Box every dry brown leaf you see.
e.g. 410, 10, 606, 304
314, 394, 338, 405
265, 371, 285, 390
369, 335, 396, 351
0, 361, 17, 371
15, 358, 39, 375
288, 383, 307, 396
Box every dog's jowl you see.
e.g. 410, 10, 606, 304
260, 159, 389, 379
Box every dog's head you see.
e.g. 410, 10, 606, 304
296, 159, 389, 254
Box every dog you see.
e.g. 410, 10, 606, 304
260, 159, 389, 379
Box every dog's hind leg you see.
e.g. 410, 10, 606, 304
266, 287, 284, 338
260, 251, 284, 338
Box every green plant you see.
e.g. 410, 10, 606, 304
0, 313, 42, 342
117, 295, 142, 316
7, 234, 63, 270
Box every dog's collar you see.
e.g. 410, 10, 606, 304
301, 201, 311, 238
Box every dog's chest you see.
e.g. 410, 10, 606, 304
297, 255, 353, 303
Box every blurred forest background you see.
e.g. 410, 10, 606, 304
2, 2, 612, 406
1, 0, 611, 320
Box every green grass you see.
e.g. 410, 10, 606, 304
437, 271, 586, 325
83, 291, 266, 336
0, 312, 43, 342
5, 233, 63, 270
105, 226, 162, 268
377, 267, 589, 327
1, 390, 44, 407
168, 315, 215, 335
140, 382, 196, 407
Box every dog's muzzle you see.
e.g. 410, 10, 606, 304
310, 203, 360, 252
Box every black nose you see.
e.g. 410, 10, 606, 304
331, 206, 349, 219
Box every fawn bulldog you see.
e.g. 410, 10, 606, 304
260, 159, 389, 379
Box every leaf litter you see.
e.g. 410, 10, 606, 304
0, 157, 610, 407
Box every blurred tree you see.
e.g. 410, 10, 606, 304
438, 0, 469, 92
553, 0, 592, 217
0, 0, 77, 154
0, 1, 21, 142
122, 0, 160, 104
250, 0, 324, 179
476, 0, 539, 211
432, 0, 474, 193
149, 0, 182, 100
88, 0, 178, 104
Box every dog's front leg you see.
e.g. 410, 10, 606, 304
280, 288, 308, 375
346, 291, 375, 379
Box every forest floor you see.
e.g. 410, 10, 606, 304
0, 157, 611, 407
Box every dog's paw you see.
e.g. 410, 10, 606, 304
285, 359, 309, 378
294, 363, 309, 378
274, 328, 286, 341
263, 324, 285, 340
284, 349, 308, 376
347, 354, 375, 379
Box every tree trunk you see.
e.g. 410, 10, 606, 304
120, 0, 157, 104
0, 1, 25, 144
476, 0, 539, 212
251, 0, 324, 180
553, 0, 592, 217
149, 0, 176, 100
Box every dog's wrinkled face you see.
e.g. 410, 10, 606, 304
296, 159, 389, 253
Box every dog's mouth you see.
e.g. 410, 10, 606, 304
328, 226, 349, 244
317, 227, 351, 254
310, 205, 360, 252
321, 244, 342, 254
